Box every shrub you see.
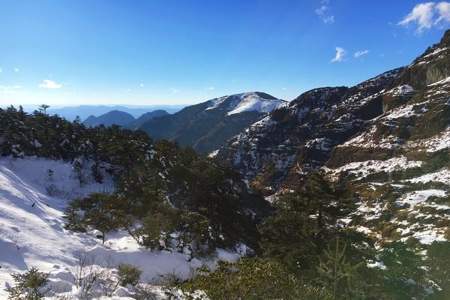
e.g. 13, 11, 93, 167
181, 258, 331, 300
117, 264, 142, 287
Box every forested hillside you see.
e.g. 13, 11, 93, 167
0, 105, 268, 299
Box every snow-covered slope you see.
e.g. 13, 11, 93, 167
206, 92, 286, 115
0, 157, 240, 299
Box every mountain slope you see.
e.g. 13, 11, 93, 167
139, 92, 286, 154
218, 31, 450, 194
83, 110, 135, 127
216, 69, 402, 192
216, 30, 450, 249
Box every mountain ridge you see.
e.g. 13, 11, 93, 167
139, 92, 286, 154
83, 110, 135, 127
83, 109, 169, 128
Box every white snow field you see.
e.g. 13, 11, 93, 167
226, 92, 286, 116
0, 157, 239, 299
205, 92, 286, 115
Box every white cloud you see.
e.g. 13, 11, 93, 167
139, 83, 145, 88
399, 2, 450, 33
39, 79, 63, 89
331, 47, 346, 63
14, 67, 20, 73
354, 49, 369, 58
206, 86, 215, 91
436, 1, 450, 24
0, 68, 2, 73
315, 0, 335, 24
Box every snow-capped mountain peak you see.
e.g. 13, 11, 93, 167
206, 92, 286, 115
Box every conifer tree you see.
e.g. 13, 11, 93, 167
7, 267, 49, 300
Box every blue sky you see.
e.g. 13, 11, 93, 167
0, 0, 449, 106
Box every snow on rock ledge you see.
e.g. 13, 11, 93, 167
325, 156, 423, 180
407, 127, 450, 152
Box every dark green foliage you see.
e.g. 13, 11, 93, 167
138, 208, 178, 249
0, 106, 153, 168
259, 172, 356, 274
177, 212, 212, 257
181, 258, 332, 300
378, 242, 427, 299
7, 267, 49, 300
316, 238, 364, 300
60, 133, 263, 256
117, 264, 142, 287
65, 193, 126, 243
425, 242, 450, 299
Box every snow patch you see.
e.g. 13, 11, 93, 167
387, 85, 414, 97
227, 93, 286, 116
405, 168, 450, 186
396, 189, 447, 209
407, 127, 450, 152
208, 149, 219, 158
327, 156, 423, 180
428, 76, 450, 87
340, 125, 403, 150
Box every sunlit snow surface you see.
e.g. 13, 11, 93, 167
205, 92, 286, 115
0, 157, 240, 299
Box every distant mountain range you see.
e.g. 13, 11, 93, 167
41, 105, 184, 121
83, 109, 169, 128
138, 92, 286, 154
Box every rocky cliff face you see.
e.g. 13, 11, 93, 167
216, 69, 403, 192
217, 30, 450, 195
217, 30, 450, 248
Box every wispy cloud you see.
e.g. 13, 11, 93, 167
39, 79, 63, 89
399, 1, 450, 33
139, 83, 145, 88
0, 85, 22, 94
13, 67, 20, 73
206, 86, 215, 91
170, 88, 179, 94
331, 47, 346, 63
354, 49, 369, 58
315, 0, 335, 24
